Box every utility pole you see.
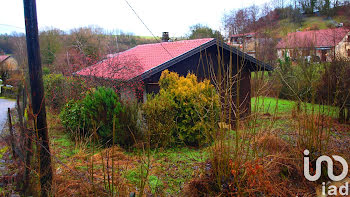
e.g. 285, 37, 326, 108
23, 0, 53, 196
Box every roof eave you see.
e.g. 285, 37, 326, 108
0, 55, 11, 64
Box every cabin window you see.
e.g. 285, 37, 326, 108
348, 49, 350, 57
348, 35, 350, 42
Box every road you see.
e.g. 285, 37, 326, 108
0, 98, 16, 132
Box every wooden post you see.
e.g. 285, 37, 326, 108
23, 121, 32, 195
16, 93, 31, 193
7, 108, 16, 159
16, 95, 25, 151
23, 0, 53, 196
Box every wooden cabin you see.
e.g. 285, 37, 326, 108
75, 38, 273, 118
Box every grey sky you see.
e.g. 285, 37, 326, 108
1, 0, 271, 37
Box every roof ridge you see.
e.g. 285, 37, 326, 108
124, 37, 214, 48
105, 38, 215, 59
108, 45, 140, 58
287, 27, 348, 35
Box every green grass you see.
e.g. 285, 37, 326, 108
252, 96, 338, 117
50, 132, 80, 161
0, 97, 16, 101
251, 71, 269, 79
277, 19, 300, 36
0, 147, 8, 160
124, 147, 208, 196
124, 168, 164, 194
152, 147, 208, 195
301, 17, 333, 30
273, 16, 335, 37
137, 35, 156, 39
148, 175, 164, 194
333, 15, 348, 23
153, 147, 208, 162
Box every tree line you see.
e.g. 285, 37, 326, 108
223, 0, 350, 35
0, 27, 158, 76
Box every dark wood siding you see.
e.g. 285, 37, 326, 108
143, 44, 253, 120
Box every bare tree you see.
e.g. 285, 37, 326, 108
248, 5, 260, 32
224, 8, 250, 35
11, 33, 27, 71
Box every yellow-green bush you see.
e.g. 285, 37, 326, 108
143, 92, 176, 147
143, 70, 220, 147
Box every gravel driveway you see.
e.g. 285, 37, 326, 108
0, 99, 16, 132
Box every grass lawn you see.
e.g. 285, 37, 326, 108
276, 19, 300, 36
0, 97, 15, 101
124, 147, 209, 195
301, 17, 333, 30
252, 96, 339, 117
47, 96, 345, 196
273, 16, 335, 37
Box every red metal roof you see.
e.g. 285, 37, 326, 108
0, 55, 10, 63
75, 38, 214, 80
276, 28, 349, 49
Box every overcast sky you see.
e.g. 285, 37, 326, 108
1, 0, 271, 37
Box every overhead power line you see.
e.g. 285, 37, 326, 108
123, 0, 174, 58
0, 24, 25, 30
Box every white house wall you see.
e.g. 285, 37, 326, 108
335, 32, 350, 59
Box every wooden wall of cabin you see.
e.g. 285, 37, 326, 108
143, 45, 252, 121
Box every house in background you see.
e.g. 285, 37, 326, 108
227, 32, 257, 57
276, 28, 350, 62
75, 38, 273, 117
0, 55, 20, 85
0, 55, 18, 70
0, 55, 21, 97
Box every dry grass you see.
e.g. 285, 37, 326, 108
43, 103, 350, 197
183, 111, 350, 197
255, 133, 290, 153
51, 145, 137, 196
45, 110, 138, 196
184, 135, 315, 196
